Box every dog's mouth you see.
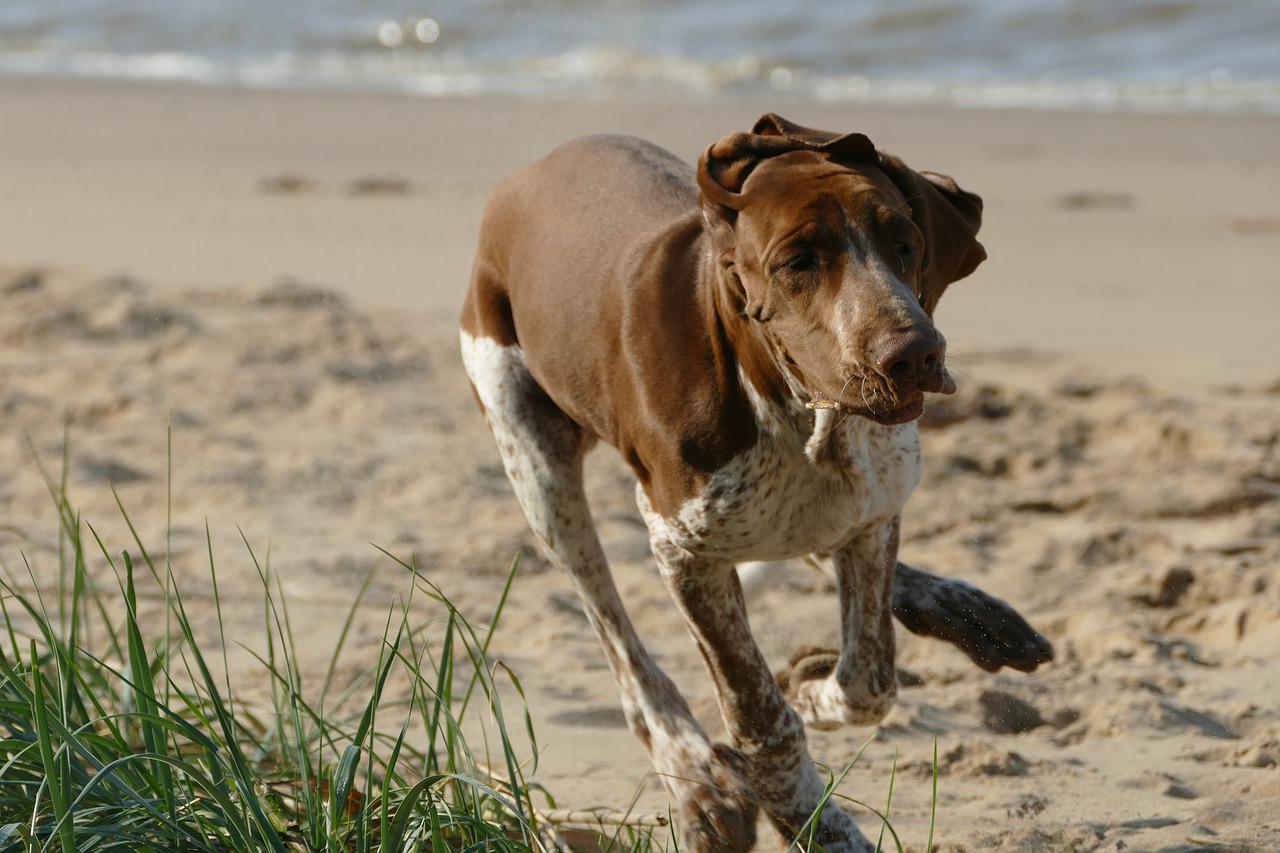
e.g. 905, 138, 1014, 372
805, 366, 954, 425
806, 392, 925, 425
869, 394, 927, 424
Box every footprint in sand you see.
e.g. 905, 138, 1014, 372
908, 740, 1036, 779
979, 689, 1045, 735
1055, 190, 1135, 210
257, 173, 318, 195
1223, 215, 1280, 236
346, 175, 413, 196
549, 706, 629, 729
256, 278, 347, 309
2, 269, 44, 295
79, 457, 152, 485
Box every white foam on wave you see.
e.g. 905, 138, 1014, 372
2, 46, 1279, 115
809, 72, 1280, 114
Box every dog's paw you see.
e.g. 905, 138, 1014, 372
671, 743, 759, 853
774, 646, 894, 729
893, 569, 1054, 673
775, 645, 840, 695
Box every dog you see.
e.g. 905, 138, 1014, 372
460, 114, 1051, 851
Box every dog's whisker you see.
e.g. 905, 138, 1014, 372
837, 372, 859, 400
860, 374, 876, 414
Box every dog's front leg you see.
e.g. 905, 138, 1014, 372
776, 519, 900, 730
653, 537, 873, 852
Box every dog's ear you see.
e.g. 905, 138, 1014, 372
698, 114, 876, 212
877, 154, 986, 314
751, 113, 877, 156
698, 115, 877, 322
697, 113, 876, 258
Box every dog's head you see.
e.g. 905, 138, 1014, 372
698, 113, 985, 424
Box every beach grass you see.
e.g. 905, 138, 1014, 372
0, 436, 931, 851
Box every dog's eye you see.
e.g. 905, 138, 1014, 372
894, 241, 915, 258
780, 250, 818, 274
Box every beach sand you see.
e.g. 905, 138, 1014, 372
1, 78, 1278, 849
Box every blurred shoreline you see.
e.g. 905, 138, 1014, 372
3, 0, 1279, 115
3, 63, 1278, 116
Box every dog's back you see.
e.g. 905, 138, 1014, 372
468, 134, 695, 321
462, 134, 720, 452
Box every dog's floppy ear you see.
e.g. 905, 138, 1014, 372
697, 112, 876, 238
877, 154, 986, 314
750, 113, 877, 154
701, 112, 880, 213
697, 114, 877, 322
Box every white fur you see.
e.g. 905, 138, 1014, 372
642, 365, 923, 566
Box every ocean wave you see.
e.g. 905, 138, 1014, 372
3, 44, 1279, 115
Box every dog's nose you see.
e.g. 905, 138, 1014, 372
873, 330, 942, 386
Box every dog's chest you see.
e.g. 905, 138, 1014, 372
657, 415, 922, 561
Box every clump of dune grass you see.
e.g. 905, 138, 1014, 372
0, 434, 611, 852
0, 434, 935, 851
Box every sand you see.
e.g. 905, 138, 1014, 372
1, 78, 1278, 850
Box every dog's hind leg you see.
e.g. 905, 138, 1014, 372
460, 330, 758, 853
891, 562, 1054, 673
774, 536, 1055, 727
740, 558, 1053, 673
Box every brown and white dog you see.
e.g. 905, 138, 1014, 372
460, 114, 1051, 851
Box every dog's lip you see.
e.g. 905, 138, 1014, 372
922, 367, 958, 396
805, 366, 954, 412
805, 390, 925, 424
872, 395, 926, 424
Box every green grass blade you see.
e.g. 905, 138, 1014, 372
28, 642, 74, 853
875, 748, 898, 853
927, 738, 939, 853
121, 553, 177, 820
319, 572, 374, 715
456, 553, 520, 721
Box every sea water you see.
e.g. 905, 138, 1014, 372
1, 0, 1277, 112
